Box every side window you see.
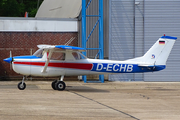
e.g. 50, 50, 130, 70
51, 52, 65, 60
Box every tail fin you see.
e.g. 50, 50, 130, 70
127, 35, 177, 66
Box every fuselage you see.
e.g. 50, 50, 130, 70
11, 55, 165, 77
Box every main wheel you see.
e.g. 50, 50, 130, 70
17, 82, 26, 90
51, 80, 57, 90
55, 81, 66, 91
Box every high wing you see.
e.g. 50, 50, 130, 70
37, 44, 85, 52
55, 45, 85, 51
39, 45, 85, 73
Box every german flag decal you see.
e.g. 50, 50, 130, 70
159, 41, 165, 45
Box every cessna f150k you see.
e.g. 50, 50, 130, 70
4, 35, 177, 91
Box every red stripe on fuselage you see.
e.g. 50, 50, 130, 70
13, 62, 93, 70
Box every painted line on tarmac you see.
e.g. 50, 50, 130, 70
67, 90, 140, 120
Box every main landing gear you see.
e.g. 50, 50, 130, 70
51, 76, 66, 91
17, 76, 66, 91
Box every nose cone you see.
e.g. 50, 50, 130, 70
4, 57, 13, 63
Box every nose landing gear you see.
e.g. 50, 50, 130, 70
17, 76, 26, 90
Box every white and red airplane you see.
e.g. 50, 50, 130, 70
4, 35, 177, 91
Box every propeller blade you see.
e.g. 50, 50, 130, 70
10, 51, 12, 58
10, 51, 12, 70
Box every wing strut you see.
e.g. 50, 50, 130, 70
41, 50, 53, 73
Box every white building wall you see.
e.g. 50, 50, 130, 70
0, 18, 78, 32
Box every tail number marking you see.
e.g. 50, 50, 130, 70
96, 63, 133, 72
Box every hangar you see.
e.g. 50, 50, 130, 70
109, 0, 180, 81
1, 0, 180, 82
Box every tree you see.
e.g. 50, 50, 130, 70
0, 0, 21, 17
0, 0, 43, 17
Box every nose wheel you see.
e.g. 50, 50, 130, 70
18, 82, 26, 90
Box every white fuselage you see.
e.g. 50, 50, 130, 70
12, 57, 163, 77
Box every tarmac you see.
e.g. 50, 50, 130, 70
0, 81, 180, 120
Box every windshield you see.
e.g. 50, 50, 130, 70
33, 49, 44, 58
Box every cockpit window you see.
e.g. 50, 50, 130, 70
51, 52, 65, 60
33, 49, 86, 60
33, 49, 44, 58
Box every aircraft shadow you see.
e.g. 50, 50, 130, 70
66, 86, 109, 93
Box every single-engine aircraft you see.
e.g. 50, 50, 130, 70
4, 35, 177, 91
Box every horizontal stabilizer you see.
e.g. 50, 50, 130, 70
138, 64, 154, 68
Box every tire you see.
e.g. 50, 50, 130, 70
51, 80, 57, 90
17, 82, 26, 90
55, 81, 66, 91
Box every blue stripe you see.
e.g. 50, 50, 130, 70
55, 45, 85, 50
91, 63, 165, 73
161, 36, 177, 40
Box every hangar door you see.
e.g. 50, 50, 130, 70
109, 0, 180, 81
143, 1, 180, 81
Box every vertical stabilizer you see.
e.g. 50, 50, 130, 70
126, 35, 177, 66
141, 36, 177, 65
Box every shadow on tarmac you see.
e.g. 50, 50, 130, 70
66, 86, 109, 93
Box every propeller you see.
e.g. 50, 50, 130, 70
3, 51, 13, 70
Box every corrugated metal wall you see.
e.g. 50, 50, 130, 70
144, 0, 180, 81
134, 0, 144, 81
78, 0, 109, 59
109, 0, 135, 81
109, 0, 180, 81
